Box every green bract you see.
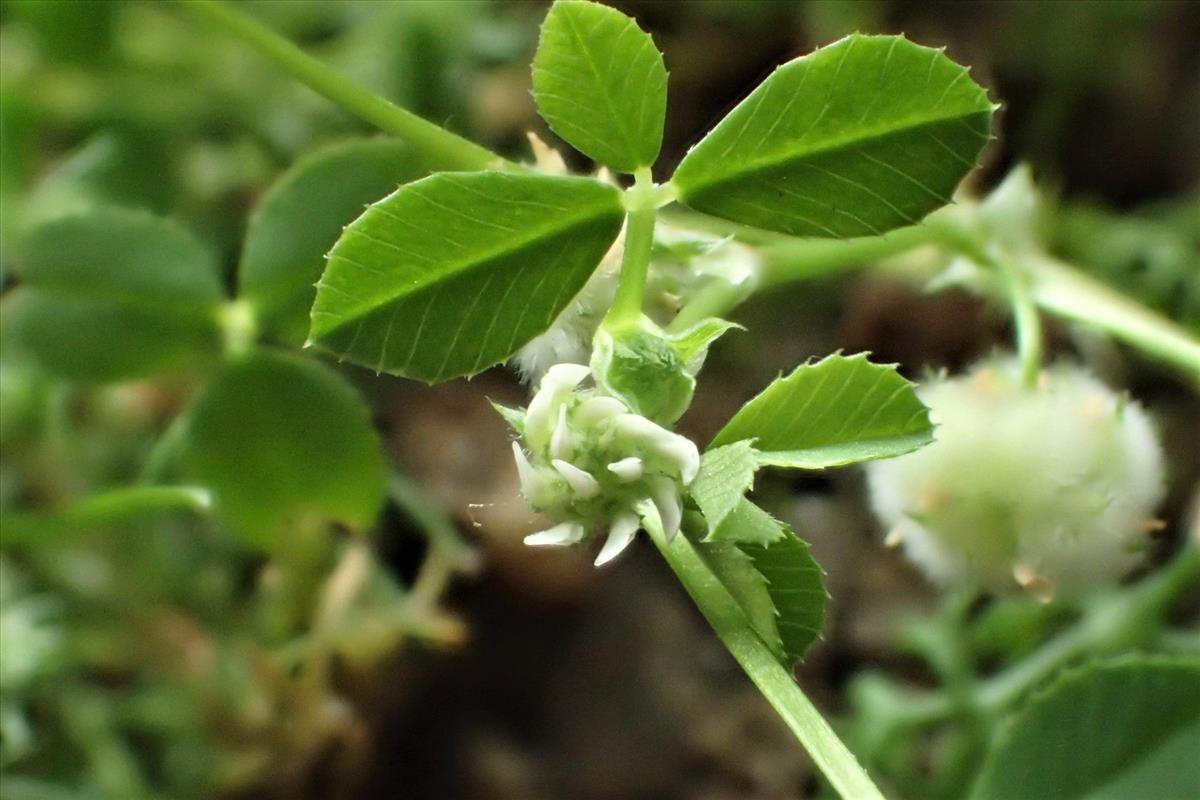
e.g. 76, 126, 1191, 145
590, 315, 737, 425
309, 171, 624, 382
672, 34, 995, 237
532, 0, 667, 172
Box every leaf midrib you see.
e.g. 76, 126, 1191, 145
678, 103, 991, 197
312, 181, 620, 339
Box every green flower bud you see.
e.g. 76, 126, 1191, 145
865, 359, 1165, 600
591, 315, 737, 425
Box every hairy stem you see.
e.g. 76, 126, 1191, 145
178, 0, 508, 171
647, 524, 887, 800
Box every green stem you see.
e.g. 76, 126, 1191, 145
177, 0, 507, 171
880, 545, 1200, 730
1030, 253, 1200, 381
994, 254, 1044, 388
647, 524, 887, 800
607, 168, 658, 327
3, 485, 213, 544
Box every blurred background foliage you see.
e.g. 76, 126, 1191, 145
0, 1, 1197, 799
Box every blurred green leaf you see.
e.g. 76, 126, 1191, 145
239, 138, 428, 345
3, 208, 222, 382
970, 656, 1200, 800
182, 349, 386, 550
309, 171, 623, 383
672, 34, 993, 237
532, 0, 667, 172
711, 353, 933, 468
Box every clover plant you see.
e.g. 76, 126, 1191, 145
2, 1, 1197, 798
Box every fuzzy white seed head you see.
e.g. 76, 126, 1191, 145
865, 358, 1166, 598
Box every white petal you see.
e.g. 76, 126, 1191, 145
613, 414, 700, 484
552, 459, 600, 499
524, 363, 589, 450
594, 513, 639, 566
550, 404, 572, 460
512, 441, 538, 491
649, 477, 682, 540
574, 396, 627, 428
525, 521, 586, 547
607, 457, 643, 482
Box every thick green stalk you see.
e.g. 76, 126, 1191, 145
177, 0, 508, 171
647, 524, 887, 800
607, 168, 659, 326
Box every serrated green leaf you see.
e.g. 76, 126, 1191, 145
695, 540, 784, 660
532, 0, 667, 172
240, 138, 428, 346
3, 208, 222, 382
182, 350, 386, 550
706, 496, 786, 546
711, 352, 933, 468
672, 34, 993, 238
970, 656, 1200, 800
309, 171, 624, 383
742, 530, 826, 666
691, 441, 759, 532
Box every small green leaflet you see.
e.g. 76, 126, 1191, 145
182, 349, 386, 551
692, 504, 826, 667
308, 171, 624, 383
532, 0, 667, 172
691, 441, 759, 532
711, 353, 933, 468
970, 656, 1200, 800
741, 531, 826, 667
240, 138, 428, 346
671, 34, 994, 238
706, 497, 787, 546
3, 207, 222, 382
695, 541, 784, 659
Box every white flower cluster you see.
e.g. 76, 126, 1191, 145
506, 363, 700, 566
866, 359, 1166, 601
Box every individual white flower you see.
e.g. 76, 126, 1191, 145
500, 363, 700, 566
865, 358, 1166, 601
